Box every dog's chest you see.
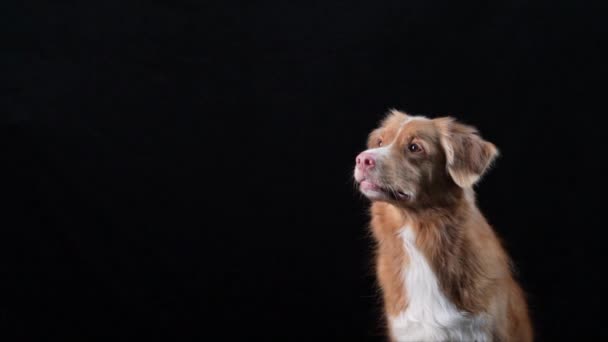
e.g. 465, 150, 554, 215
388, 227, 490, 342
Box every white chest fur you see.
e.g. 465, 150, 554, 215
389, 227, 491, 342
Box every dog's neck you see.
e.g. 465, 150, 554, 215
402, 187, 476, 225
371, 187, 491, 314
373, 186, 477, 232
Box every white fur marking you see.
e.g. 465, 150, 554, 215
370, 145, 393, 158
400, 117, 413, 127
368, 116, 429, 156
389, 226, 490, 342
399, 115, 428, 128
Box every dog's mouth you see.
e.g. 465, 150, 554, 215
358, 180, 411, 201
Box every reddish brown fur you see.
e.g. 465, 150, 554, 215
357, 110, 533, 341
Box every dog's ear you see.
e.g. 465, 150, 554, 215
434, 117, 499, 188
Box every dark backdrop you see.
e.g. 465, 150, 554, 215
3, 0, 607, 341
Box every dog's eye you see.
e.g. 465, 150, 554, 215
408, 143, 422, 153
377, 138, 383, 147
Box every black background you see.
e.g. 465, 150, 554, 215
3, 0, 607, 341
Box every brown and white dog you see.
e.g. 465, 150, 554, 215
353, 110, 532, 342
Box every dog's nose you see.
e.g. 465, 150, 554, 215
356, 152, 376, 170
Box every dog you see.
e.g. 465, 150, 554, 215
353, 110, 532, 342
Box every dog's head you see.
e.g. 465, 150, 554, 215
354, 110, 498, 207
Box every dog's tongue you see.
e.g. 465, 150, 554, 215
360, 180, 380, 191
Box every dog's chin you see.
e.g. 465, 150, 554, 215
358, 180, 412, 202
359, 186, 390, 202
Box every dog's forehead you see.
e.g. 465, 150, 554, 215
398, 117, 434, 135
379, 111, 428, 128
385, 116, 435, 142
373, 111, 439, 145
